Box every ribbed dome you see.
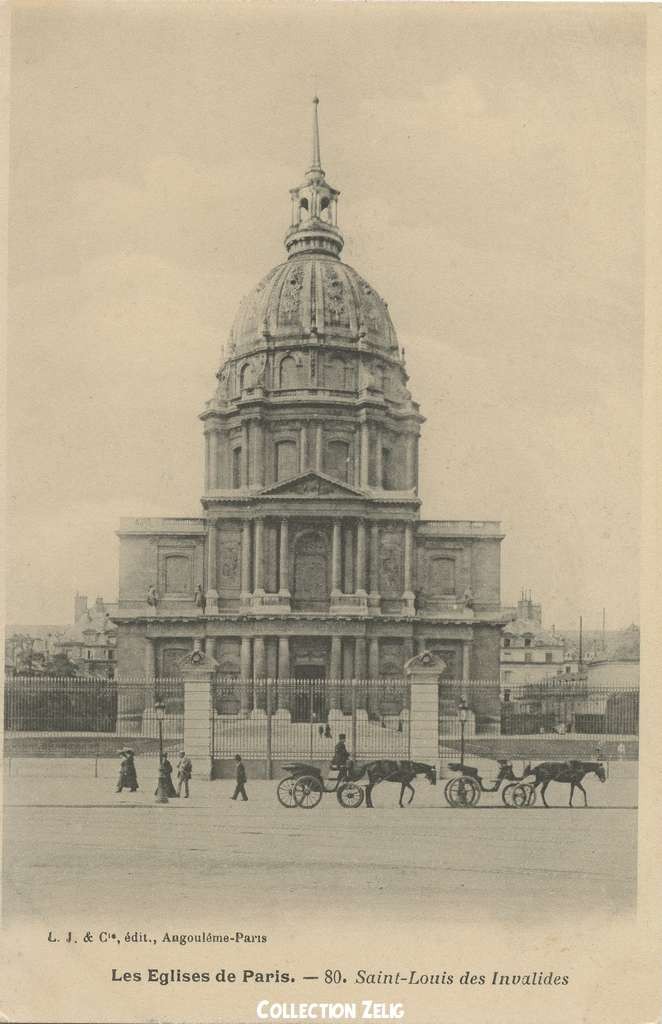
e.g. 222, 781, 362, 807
227, 253, 399, 357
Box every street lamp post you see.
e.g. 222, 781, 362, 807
458, 698, 468, 766
154, 698, 169, 804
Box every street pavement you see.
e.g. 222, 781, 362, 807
2, 764, 637, 929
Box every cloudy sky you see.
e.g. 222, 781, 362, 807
7, 3, 644, 630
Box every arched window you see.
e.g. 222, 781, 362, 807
239, 362, 253, 391
276, 440, 298, 481
325, 440, 350, 483
279, 355, 299, 389
320, 196, 330, 222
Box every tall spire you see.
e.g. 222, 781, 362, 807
285, 97, 343, 259
309, 96, 322, 174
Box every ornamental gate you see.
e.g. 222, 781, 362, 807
210, 676, 410, 767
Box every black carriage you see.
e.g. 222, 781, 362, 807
277, 762, 365, 809
444, 759, 536, 808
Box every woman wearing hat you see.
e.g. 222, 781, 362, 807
116, 748, 139, 793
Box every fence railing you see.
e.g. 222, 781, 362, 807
211, 677, 410, 761
4, 675, 639, 763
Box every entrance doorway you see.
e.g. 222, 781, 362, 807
292, 665, 327, 723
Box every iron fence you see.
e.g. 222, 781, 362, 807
439, 679, 639, 761
211, 677, 410, 762
4, 676, 184, 760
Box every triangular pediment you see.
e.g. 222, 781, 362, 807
259, 471, 366, 498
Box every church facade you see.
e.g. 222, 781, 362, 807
113, 100, 506, 701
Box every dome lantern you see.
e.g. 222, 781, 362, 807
285, 97, 344, 259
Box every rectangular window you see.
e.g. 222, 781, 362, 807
429, 557, 456, 596
524, 638, 532, 648
503, 638, 511, 648
524, 652, 532, 663
545, 652, 553, 663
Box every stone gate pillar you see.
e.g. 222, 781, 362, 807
179, 641, 218, 780
404, 651, 445, 766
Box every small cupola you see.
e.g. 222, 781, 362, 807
285, 98, 344, 259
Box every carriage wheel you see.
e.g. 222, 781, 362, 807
505, 783, 530, 808
337, 783, 365, 809
293, 775, 323, 809
276, 777, 298, 809
445, 776, 480, 808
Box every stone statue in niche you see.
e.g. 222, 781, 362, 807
463, 587, 475, 609
147, 585, 160, 608
254, 352, 268, 387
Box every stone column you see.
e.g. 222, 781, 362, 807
180, 642, 218, 780
354, 637, 367, 679
402, 522, 415, 613
253, 636, 267, 677
331, 520, 342, 596
405, 433, 417, 490
253, 420, 265, 488
240, 637, 252, 714
208, 429, 219, 489
240, 521, 252, 604
343, 523, 354, 594
279, 518, 290, 594
299, 424, 308, 472
144, 637, 156, 679
253, 636, 267, 710
205, 637, 217, 660
462, 641, 471, 681
241, 422, 249, 488
315, 423, 323, 471
405, 651, 442, 768
360, 421, 370, 487
206, 521, 218, 613
330, 636, 343, 707
278, 636, 290, 679
417, 636, 427, 655
253, 518, 265, 595
369, 523, 381, 609
355, 519, 367, 595
375, 430, 383, 488
368, 637, 380, 678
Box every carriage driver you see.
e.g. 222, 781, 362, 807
331, 733, 350, 780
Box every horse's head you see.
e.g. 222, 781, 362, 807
595, 763, 606, 783
426, 765, 437, 786
522, 763, 534, 778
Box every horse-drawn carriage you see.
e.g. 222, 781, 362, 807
277, 759, 437, 809
444, 759, 537, 808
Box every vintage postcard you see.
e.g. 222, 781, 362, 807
2, 3, 661, 1023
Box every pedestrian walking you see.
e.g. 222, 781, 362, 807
324, 723, 332, 739
231, 754, 248, 801
157, 752, 178, 798
176, 750, 192, 798
116, 748, 139, 793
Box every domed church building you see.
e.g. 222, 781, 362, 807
114, 100, 506, 700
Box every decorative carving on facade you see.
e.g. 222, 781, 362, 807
279, 264, 305, 325
220, 542, 240, 582
379, 529, 403, 596
324, 264, 349, 327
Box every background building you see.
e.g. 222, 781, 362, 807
500, 591, 579, 686
113, 100, 508, 715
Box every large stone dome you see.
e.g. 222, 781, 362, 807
227, 253, 399, 357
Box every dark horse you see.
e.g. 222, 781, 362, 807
360, 760, 437, 808
526, 760, 606, 807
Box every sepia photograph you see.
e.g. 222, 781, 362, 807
1, 3, 660, 1023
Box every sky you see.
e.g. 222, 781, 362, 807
6, 3, 644, 631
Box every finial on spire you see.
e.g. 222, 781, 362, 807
310, 95, 322, 174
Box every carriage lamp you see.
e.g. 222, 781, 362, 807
154, 698, 169, 804
458, 699, 468, 765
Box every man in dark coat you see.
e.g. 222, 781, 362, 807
231, 754, 248, 801
331, 734, 350, 778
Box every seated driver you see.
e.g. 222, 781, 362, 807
331, 733, 350, 779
